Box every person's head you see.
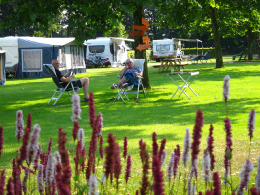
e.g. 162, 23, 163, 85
125, 58, 134, 69
52, 59, 60, 69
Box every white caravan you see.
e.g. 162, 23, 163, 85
152, 38, 182, 62
152, 38, 203, 62
84, 37, 134, 67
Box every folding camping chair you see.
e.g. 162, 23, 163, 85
200, 50, 212, 63
112, 59, 146, 101
43, 64, 80, 105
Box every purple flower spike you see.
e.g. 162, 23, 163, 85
123, 136, 127, 159
15, 110, 24, 142
248, 109, 256, 141
173, 155, 179, 179
223, 75, 230, 103
213, 172, 221, 195
104, 133, 116, 181
0, 126, 3, 158
191, 110, 203, 164
182, 128, 190, 166
250, 187, 258, 195
237, 159, 254, 195
207, 124, 215, 171
0, 169, 6, 194
125, 155, 131, 184
99, 135, 103, 159
152, 155, 165, 195
158, 138, 166, 163
88, 92, 96, 128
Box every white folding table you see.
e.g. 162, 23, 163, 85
168, 71, 199, 99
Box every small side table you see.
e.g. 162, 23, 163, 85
168, 71, 199, 99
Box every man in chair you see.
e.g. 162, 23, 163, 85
52, 59, 90, 102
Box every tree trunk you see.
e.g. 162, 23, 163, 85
209, 6, 224, 68
133, 4, 150, 88
246, 28, 256, 60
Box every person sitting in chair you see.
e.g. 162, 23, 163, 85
52, 59, 90, 102
111, 58, 142, 89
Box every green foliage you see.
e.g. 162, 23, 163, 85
127, 49, 152, 61
104, 23, 129, 38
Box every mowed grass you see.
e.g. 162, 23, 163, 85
0, 58, 260, 194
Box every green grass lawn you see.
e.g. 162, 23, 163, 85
0, 59, 260, 194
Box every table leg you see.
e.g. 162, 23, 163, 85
178, 74, 198, 97
168, 74, 191, 99
157, 61, 164, 73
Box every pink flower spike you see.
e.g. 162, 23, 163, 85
89, 175, 98, 195
167, 152, 175, 181
27, 124, 41, 165
237, 159, 254, 195
45, 154, 55, 188
182, 128, 190, 166
248, 109, 256, 141
71, 92, 81, 122
160, 150, 167, 166
96, 112, 103, 137
223, 75, 230, 102
54, 151, 61, 164
15, 110, 24, 142
255, 156, 260, 194
78, 128, 85, 149
202, 149, 211, 183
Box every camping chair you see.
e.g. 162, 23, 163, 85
112, 59, 146, 101
200, 50, 212, 63
43, 64, 80, 105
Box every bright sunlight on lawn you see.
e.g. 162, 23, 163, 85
0, 59, 260, 194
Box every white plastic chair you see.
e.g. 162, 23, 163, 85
44, 64, 80, 105
113, 59, 146, 101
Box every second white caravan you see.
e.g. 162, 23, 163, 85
84, 37, 134, 68
152, 38, 182, 62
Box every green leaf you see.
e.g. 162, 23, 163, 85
221, 177, 231, 186
74, 174, 80, 181
226, 149, 232, 160
79, 156, 83, 165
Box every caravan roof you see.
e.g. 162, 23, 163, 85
0, 37, 76, 48
84, 37, 134, 45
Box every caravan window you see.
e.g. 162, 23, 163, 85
58, 46, 66, 69
21, 49, 42, 72
71, 45, 84, 68
156, 45, 170, 52
89, 45, 105, 53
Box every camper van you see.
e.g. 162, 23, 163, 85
152, 38, 182, 62
0, 37, 86, 78
84, 37, 134, 68
153, 38, 203, 62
